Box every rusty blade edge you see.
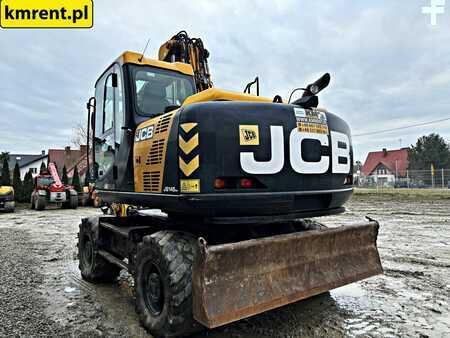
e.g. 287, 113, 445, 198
205, 222, 379, 253
195, 268, 383, 328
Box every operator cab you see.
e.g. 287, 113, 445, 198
88, 51, 195, 192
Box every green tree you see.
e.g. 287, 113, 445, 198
12, 163, 23, 202
409, 133, 450, 170
62, 165, 69, 185
71, 165, 82, 192
22, 169, 34, 203
0, 152, 9, 164
1, 156, 11, 186
40, 161, 47, 174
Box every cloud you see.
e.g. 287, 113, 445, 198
0, 0, 449, 162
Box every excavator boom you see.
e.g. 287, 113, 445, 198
158, 31, 213, 91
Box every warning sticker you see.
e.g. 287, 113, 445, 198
180, 179, 200, 193
294, 107, 329, 134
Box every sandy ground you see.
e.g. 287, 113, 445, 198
0, 197, 449, 338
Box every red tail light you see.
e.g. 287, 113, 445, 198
240, 178, 253, 188
214, 178, 226, 189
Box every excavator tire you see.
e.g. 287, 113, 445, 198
35, 195, 46, 211
30, 195, 35, 210
78, 219, 120, 283
134, 231, 200, 338
69, 195, 78, 209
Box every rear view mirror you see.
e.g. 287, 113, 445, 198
302, 73, 331, 97
292, 95, 319, 108
87, 97, 96, 126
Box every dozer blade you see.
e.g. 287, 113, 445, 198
192, 221, 382, 328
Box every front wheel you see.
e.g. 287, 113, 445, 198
35, 195, 46, 210
134, 231, 201, 337
78, 219, 120, 283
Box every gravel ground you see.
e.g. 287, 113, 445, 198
0, 228, 66, 337
0, 197, 449, 337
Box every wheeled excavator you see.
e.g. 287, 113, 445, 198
78, 31, 382, 337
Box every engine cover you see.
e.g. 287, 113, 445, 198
125, 101, 353, 218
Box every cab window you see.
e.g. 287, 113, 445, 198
103, 74, 114, 132
132, 65, 195, 116
114, 66, 124, 144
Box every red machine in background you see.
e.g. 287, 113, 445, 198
31, 163, 78, 210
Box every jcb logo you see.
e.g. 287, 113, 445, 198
242, 129, 257, 141
135, 125, 154, 142
239, 125, 260, 146
240, 126, 350, 175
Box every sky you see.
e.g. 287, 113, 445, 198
0, 0, 449, 162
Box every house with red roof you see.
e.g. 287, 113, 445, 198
361, 148, 409, 186
48, 145, 88, 180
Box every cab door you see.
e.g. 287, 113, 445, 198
93, 65, 123, 189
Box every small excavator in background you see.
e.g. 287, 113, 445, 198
31, 162, 78, 210
78, 31, 382, 337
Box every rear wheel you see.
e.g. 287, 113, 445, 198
30, 195, 35, 209
35, 195, 46, 210
78, 219, 120, 283
134, 231, 200, 337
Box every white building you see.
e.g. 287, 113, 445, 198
6, 151, 48, 180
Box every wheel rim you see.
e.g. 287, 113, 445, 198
82, 236, 94, 269
143, 263, 164, 316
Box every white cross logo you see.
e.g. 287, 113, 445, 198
422, 0, 446, 25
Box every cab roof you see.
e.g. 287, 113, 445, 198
116, 51, 194, 76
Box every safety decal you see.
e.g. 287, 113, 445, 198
179, 123, 200, 177
239, 125, 260, 145
179, 155, 199, 177
294, 108, 329, 134
179, 133, 199, 155
180, 179, 200, 193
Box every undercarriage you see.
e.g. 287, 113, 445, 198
78, 212, 382, 337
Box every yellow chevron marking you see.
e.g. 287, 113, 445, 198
179, 133, 199, 155
180, 123, 197, 133
179, 155, 199, 177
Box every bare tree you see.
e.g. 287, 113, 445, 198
70, 121, 88, 148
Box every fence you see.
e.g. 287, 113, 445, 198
356, 169, 450, 189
